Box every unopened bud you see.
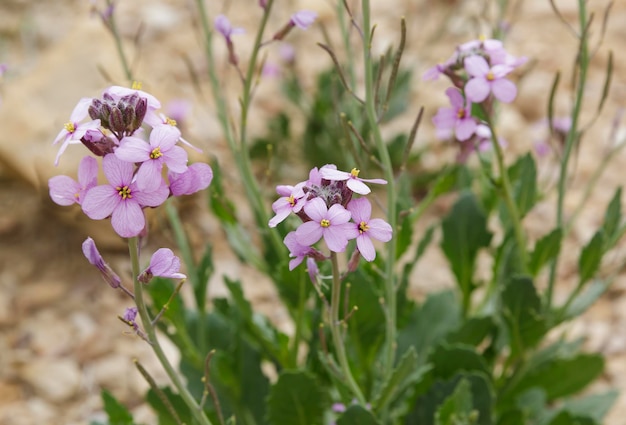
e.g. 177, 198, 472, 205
82, 237, 122, 288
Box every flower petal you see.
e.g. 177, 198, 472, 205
295, 221, 324, 247
346, 178, 371, 195
132, 182, 169, 207
491, 78, 517, 103
323, 227, 349, 252
327, 204, 351, 224
456, 118, 477, 141
464, 78, 490, 103
163, 145, 188, 173
115, 137, 151, 163
49, 175, 80, 206
111, 200, 145, 238
135, 160, 164, 192
464, 55, 489, 77
303, 198, 328, 222
102, 154, 134, 186
82, 185, 120, 219
347, 197, 371, 223
367, 218, 393, 242
356, 234, 376, 261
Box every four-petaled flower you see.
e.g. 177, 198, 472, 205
53, 97, 101, 165
290, 10, 317, 30
295, 198, 358, 252
269, 183, 306, 227
81, 154, 169, 238
115, 124, 188, 192
138, 248, 186, 283
168, 163, 214, 197
346, 198, 393, 262
320, 167, 387, 195
49, 156, 99, 206
214, 14, 245, 41
432, 87, 477, 141
464, 55, 517, 103
284, 231, 315, 270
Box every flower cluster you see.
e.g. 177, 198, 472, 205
269, 165, 392, 268
49, 85, 213, 238
426, 37, 525, 157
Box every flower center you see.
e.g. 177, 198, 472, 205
116, 185, 132, 199
457, 108, 466, 119
358, 221, 369, 233
150, 147, 163, 159
320, 219, 330, 228
350, 168, 360, 178
486, 71, 495, 81
165, 117, 177, 126
64, 122, 76, 133
288, 195, 296, 207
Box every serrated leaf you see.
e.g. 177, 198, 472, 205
101, 389, 134, 425
501, 276, 547, 356
529, 228, 563, 276
578, 231, 604, 285
441, 192, 492, 302
337, 405, 381, 425
267, 370, 327, 425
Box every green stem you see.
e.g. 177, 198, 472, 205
329, 252, 366, 405
106, 3, 132, 82
290, 272, 306, 367
128, 238, 213, 425
361, 0, 397, 378
546, 0, 589, 309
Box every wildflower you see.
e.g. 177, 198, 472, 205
284, 232, 319, 270
268, 184, 306, 227
168, 162, 214, 196
82, 237, 122, 288
122, 306, 138, 324
346, 198, 392, 261
464, 55, 517, 103
290, 11, 317, 30
95, 85, 160, 134
81, 154, 169, 238
49, 156, 99, 206
320, 167, 387, 195
306, 257, 319, 284
53, 97, 101, 165
214, 14, 244, 66
295, 198, 358, 252
138, 248, 186, 283
432, 87, 477, 141
115, 124, 189, 192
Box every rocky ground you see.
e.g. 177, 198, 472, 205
0, 0, 625, 424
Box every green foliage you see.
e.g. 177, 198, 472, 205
266, 370, 328, 425
100, 389, 134, 425
529, 228, 563, 276
337, 405, 381, 425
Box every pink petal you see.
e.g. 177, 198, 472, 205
295, 221, 324, 247
163, 146, 188, 173
356, 235, 376, 261
303, 198, 328, 222
327, 204, 351, 224
347, 197, 371, 223
150, 125, 181, 151
82, 185, 120, 219
69, 97, 93, 122
102, 154, 134, 186
456, 118, 477, 141
135, 161, 164, 192
149, 248, 178, 276
464, 78, 490, 103
367, 219, 393, 242
115, 137, 151, 163
491, 78, 517, 103
268, 207, 291, 228
323, 228, 349, 252
347, 179, 371, 195
464, 55, 489, 77
132, 183, 169, 208
49, 175, 80, 206
77, 156, 99, 189
319, 168, 350, 181
111, 200, 145, 238
445, 87, 464, 109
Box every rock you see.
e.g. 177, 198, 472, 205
21, 358, 82, 403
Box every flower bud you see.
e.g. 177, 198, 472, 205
82, 237, 121, 288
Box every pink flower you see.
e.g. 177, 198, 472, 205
115, 125, 188, 192
432, 87, 477, 141
346, 198, 392, 261
464, 55, 517, 103
81, 154, 169, 238
320, 167, 387, 195
290, 11, 317, 30
214, 14, 245, 41
138, 248, 186, 283
168, 163, 213, 196
295, 198, 358, 252
53, 97, 101, 165
284, 231, 314, 270
49, 156, 99, 206
268, 183, 306, 227
82, 237, 121, 288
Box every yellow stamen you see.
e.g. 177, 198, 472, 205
457, 108, 465, 119
165, 117, 177, 126
131, 81, 143, 90
320, 219, 330, 228
479, 34, 486, 42
74, 192, 80, 199
117, 186, 132, 199
288, 195, 296, 207
486, 71, 495, 81
350, 168, 360, 178
64, 122, 76, 133
150, 147, 163, 159
359, 221, 369, 234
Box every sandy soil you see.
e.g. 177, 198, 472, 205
1, 0, 625, 424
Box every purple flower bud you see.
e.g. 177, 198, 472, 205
82, 237, 121, 288
290, 10, 317, 30
122, 306, 138, 323
138, 248, 186, 284
109, 106, 125, 133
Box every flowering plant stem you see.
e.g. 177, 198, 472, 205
329, 252, 366, 405
361, 0, 397, 379
128, 237, 213, 425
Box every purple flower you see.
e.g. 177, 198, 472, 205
115, 124, 188, 192
320, 167, 387, 195
306, 257, 318, 284
168, 163, 213, 196
49, 156, 98, 206
295, 198, 358, 252
53, 97, 101, 165
290, 10, 317, 30
122, 306, 138, 323
432, 87, 477, 141
81, 154, 169, 238
346, 198, 392, 262
284, 231, 314, 270
138, 248, 186, 283
214, 14, 245, 41
464, 55, 517, 103
82, 237, 121, 288
268, 184, 306, 227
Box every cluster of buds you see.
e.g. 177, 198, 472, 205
425, 37, 526, 160
269, 165, 392, 270
49, 85, 213, 238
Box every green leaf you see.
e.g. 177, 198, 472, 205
578, 231, 604, 285
208, 158, 237, 225
194, 244, 214, 311
501, 276, 547, 356
559, 390, 618, 423
146, 386, 192, 425
546, 411, 595, 425
435, 378, 476, 425
440, 192, 492, 303
266, 370, 327, 425
430, 343, 490, 380
101, 389, 134, 425
529, 228, 563, 276
508, 153, 538, 218
561, 279, 611, 322
337, 405, 381, 425
602, 186, 622, 249
445, 316, 494, 347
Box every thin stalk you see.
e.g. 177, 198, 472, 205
546, 0, 589, 309
329, 252, 366, 405
128, 237, 213, 425
289, 272, 306, 367
107, 11, 132, 82
361, 0, 397, 378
